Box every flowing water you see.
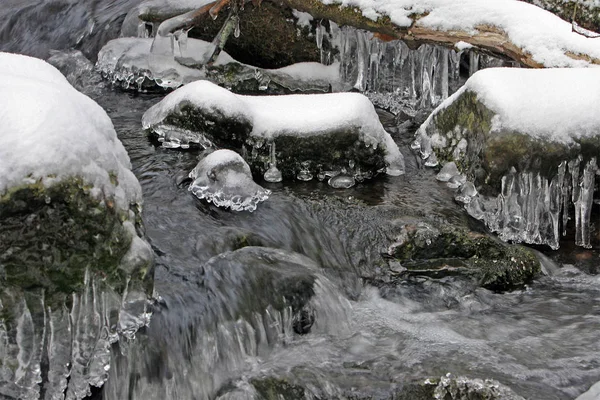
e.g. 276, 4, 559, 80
1, 1, 600, 399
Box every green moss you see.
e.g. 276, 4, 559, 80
428, 90, 600, 196
391, 225, 540, 291
190, 2, 322, 69
0, 178, 139, 308
430, 91, 495, 174
159, 103, 253, 149
246, 129, 387, 180
252, 377, 306, 400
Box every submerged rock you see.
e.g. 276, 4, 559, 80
104, 246, 323, 399
0, 53, 153, 399
245, 372, 525, 400
188, 149, 271, 212
388, 222, 541, 291
143, 80, 405, 181
416, 67, 600, 250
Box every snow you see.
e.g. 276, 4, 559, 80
272, 61, 341, 87
292, 9, 314, 28
319, 0, 600, 67
454, 41, 473, 51
142, 80, 403, 169
420, 67, 600, 143
0, 52, 141, 211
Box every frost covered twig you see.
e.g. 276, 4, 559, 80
572, 21, 600, 38
570, 4, 600, 38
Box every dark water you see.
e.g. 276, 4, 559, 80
2, 1, 600, 399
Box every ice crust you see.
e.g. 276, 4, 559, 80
97, 36, 343, 92
143, 80, 404, 172
420, 67, 600, 143
320, 0, 600, 67
0, 52, 141, 211
189, 150, 270, 212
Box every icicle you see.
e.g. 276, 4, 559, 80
574, 157, 597, 248
354, 30, 369, 91
468, 51, 480, 76
547, 161, 566, 249
316, 21, 324, 49
263, 143, 282, 183
174, 29, 189, 58
234, 16, 241, 38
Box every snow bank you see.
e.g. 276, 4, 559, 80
142, 80, 403, 172
0, 52, 141, 211
421, 67, 600, 143
320, 0, 600, 67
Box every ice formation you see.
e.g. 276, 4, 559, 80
416, 68, 600, 249
96, 37, 221, 90
96, 36, 343, 92
143, 80, 405, 177
189, 150, 271, 212
0, 52, 153, 400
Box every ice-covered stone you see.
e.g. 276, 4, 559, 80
96, 37, 341, 93
143, 80, 405, 181
189, 150, 271, 212
0, 52, 153, 400
416, 67, 600, 249
436, 162, 460, 182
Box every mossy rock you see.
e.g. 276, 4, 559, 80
202, 247, 317, 334
389, 223, 540, 291
252, 377, 307, 400
0, 178, 153, 309
420, 89, 600, 196
154, 104, 387, 180
247, 374, 522, 399
137, 2, 321, 69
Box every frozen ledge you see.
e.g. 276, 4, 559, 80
415, 67, 600, 250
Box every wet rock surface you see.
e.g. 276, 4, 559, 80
387, 223, 541, 292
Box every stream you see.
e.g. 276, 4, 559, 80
1, 1, 599, 399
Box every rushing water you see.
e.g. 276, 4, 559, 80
2, 1, 600, 399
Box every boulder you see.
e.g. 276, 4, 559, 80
387, 222, 541, 292
142, 80, 405, 181
415, 67, 599, 250
0, 52, 153, 399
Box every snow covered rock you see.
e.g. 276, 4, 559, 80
96, 37, 341, 93
0, 52, 153, 400
143, 80, 405, 181
415, 67, 600, 250
189, 150, 271, 212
